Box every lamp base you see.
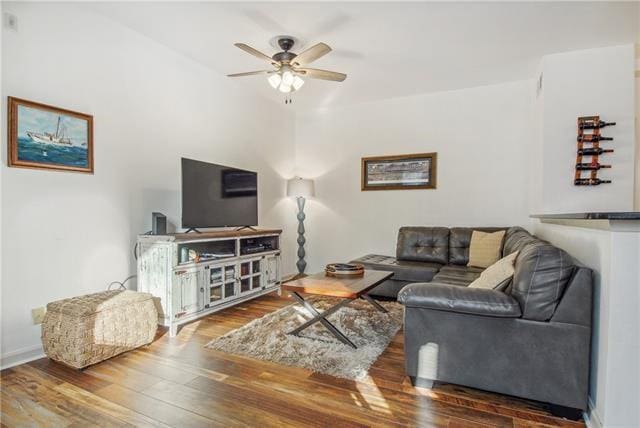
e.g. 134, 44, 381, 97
296, 196, 307, 275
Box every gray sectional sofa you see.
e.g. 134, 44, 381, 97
352, 227, 506, 297
352, 226, 593, 419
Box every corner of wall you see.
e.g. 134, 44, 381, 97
1, 0, 4, 366
634, 43, 639, 210
585, 397, 604, 428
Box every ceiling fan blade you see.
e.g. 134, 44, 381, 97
291, 42, 331, 66
227, 70, 273, 77
296, 68, 346, 82
234, 43, 277, 64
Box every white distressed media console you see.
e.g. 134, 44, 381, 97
136, 229, 282, 336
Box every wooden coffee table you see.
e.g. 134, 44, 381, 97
283, 270, 393, 348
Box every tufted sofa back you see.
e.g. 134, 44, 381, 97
448, 227, 508, 265
396, 226, 509, 266
396, 227, 449, 264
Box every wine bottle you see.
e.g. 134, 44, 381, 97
574, 178, 612, 186
579, 120, 616, 129
577, 148, 614, 156
575, 163, 612, 170
577, 134, 613, 142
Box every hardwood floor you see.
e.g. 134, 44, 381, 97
1, 292, 585, 427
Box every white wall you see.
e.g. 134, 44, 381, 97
533, 220, 640, 428
535, 45, 636, 214
531, 45, 639, 428
636, 8, 640, 209
295, 80, 534, 272
635, 42, 640, 209
0, 1, 4, 365
0, 3, 297, 365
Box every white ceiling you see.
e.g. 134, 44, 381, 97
90, 2, 638, 111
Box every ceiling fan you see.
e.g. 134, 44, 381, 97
227, 36, 347, 97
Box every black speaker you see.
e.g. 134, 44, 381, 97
152, 212, 167, 235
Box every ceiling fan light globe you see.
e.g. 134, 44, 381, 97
281, 71, 295, 86
268, 74, 282, 89
278, 82, 292, 93
292, 76, 305, 91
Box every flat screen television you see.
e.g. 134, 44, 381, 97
181, 158, 258, 229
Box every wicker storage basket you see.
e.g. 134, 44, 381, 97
42, 290, 158, 369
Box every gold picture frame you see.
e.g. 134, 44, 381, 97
8, 97, 94, 173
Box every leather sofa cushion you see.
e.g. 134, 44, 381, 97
511, 242, 576, 321
503, 226, 540, 256
438, 265, 484, 274
449, 227, 507, 265
398, 283, 522, 318
432, 265, 482, 286
351, 254, 441, 282
369, 279, 412, 298
396, 227, 449, 264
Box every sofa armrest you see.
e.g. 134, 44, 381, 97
397, 283, 522, 318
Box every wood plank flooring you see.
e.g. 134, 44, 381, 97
1, 292, 585, 427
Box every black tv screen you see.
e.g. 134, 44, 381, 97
181, 158, 258, 228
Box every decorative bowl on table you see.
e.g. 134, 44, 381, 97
325, 263, 365, 277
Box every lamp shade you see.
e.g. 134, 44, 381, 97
286, 177, 315, 198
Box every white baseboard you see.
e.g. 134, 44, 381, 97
584, 397, 603, 428
1, 344, 45, 370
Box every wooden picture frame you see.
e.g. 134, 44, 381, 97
8, 97, 94, 173
361, 152, 437, 191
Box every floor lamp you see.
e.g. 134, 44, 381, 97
286, 177, 315, 276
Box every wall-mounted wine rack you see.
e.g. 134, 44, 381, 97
574, 115, 615, 186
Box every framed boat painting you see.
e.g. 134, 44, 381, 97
7, 97, 94, 173
361, 152, 437, 191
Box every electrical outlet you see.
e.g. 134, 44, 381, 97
31, 307, 46, 324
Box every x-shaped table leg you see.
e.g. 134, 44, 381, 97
288, 292, 357, 348
288, 292, 389, 349
361, 294, 388, 313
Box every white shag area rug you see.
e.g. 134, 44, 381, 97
205, 296, 403, 380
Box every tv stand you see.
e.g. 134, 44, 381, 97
137, 228, 282, 336
184, 228, 202, 234
235, 226, 257, 231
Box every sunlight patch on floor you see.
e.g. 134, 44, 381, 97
350, 392, 363, 407
418, 342, 439, 380
355, 375, 393, 415
176, 320, 201, 343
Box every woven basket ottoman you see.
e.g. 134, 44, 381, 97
42, 290, 158, 369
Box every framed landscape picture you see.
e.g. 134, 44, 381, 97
361, 152, 437, 191
8, 97, 94, 173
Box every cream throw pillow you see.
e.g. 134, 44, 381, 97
469, 251, 519, 290
467, 230, 506, 268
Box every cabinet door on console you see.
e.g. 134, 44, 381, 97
137, 242, 172, 319
205, 265, 223, 307
172, 267, 204, 318
239, 260, 253, 293
223, 263, 238, 299
251, 259, 262, 290
206, 262, 238, 306
264, 255, 280, 287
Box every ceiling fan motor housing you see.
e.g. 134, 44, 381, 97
277, 37, 295, 52
273, 51, 297, 62
273, 37, 297, 63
